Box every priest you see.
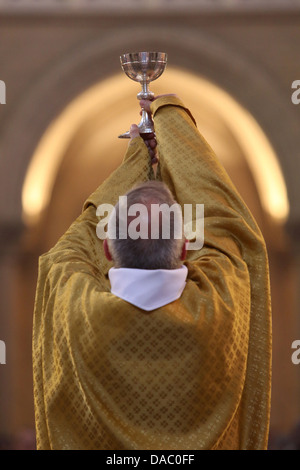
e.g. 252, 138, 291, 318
32, 94, 272, 450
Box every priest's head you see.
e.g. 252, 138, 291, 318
103, 181, 187, 270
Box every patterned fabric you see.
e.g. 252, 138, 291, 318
32, 96, 272, 450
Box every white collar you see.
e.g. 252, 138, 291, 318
108, 265, 188, 311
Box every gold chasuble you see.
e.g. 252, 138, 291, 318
33, 96, 272, 450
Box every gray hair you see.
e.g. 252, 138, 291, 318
108, 181, 184, 270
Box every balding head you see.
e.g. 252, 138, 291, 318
106, 181, 186, 270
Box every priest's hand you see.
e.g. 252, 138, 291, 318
139, 94, 178, 114
129, 124, 158, 165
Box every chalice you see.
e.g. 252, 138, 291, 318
118, 51, 168, 138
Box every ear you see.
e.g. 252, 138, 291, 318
180, 239, 188, 261
103, 239, 113, 262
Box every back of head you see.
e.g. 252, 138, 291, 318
108, 181, 184, 270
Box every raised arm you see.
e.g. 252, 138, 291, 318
148, 95, 272, 449
40, 133, 154, 280
149, 95, 265, 260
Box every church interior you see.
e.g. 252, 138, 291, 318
1, 0, 300, 450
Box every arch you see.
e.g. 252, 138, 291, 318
21, 67, 289, 228
0, 25, 299, 229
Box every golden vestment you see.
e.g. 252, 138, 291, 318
33, 96, 272, 450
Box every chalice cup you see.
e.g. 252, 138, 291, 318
118, 51, 168, 138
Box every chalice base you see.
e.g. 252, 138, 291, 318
118, 109, 155, 139
118, 127, 154, 139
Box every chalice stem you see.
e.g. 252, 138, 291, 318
139, 108, 154, 135
137, 77, 154, 135
138, 79, 152, 100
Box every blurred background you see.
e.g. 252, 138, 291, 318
1, 0, 300, 450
